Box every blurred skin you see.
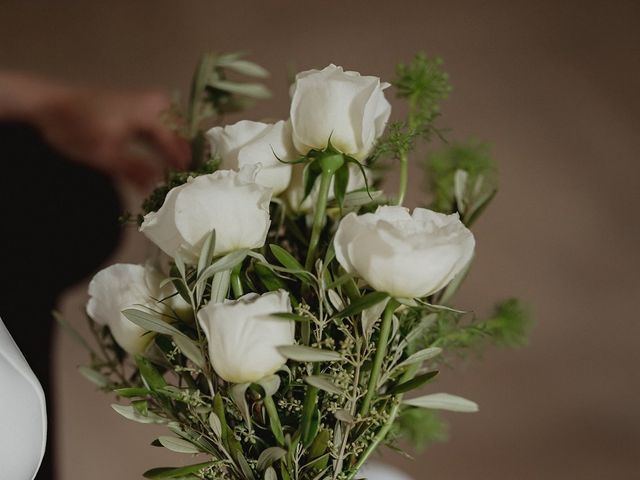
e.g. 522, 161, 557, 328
0, 72, 190, 188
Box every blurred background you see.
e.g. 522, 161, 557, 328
1, 0, 639, 478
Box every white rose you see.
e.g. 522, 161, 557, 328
140, 167, 272, 262
197, 290, 294, 384
290, 64, 391, 160
285, 163, 371, 213
206, 120, 295, 195
86, 264, 164, 354
334, 206, 475, 298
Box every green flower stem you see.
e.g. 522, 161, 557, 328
263, 394, 285, 447
305, 170, 334, 272
349, 363, 419, 479
230, 263, 243, 298
358, 298, 399, 417
300, 153, 344, 446
396, 150, 408, 206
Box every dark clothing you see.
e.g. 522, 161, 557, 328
0, 123, 121, 480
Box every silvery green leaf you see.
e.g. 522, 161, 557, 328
209, 412, 222, 437
78, 366, 109, 388
236, 450, 256, 480
333, 409, 354, 424
197, 229, 216, 277
257, 375, 281, 397
218, 59, 269, 78
174, 251, 187, 280
264, 466, 278, 480
143, 461, 216, 479
197, 249, 248, 289
277, 345, 342, 362
210, 269, 231, 304
122, 309, 181, 337
230, 383, 252, 431
157, 436, 201, 454
172, 334, 205, 369
403, 393, 479, 412
333, 291, 388, 319
465, 188, 497, 227
209, 80, 271, 99
396, 347, 443, 370
327, 289, 345, 312
396, 297, 419, 307
342, 189, 382, 208
361, 297, 390, 340
387, 370, 439, 395
416, 301, 467, 314
333, 422, 343, 450
304, 375, 343, 396
454, 168, 468, 213
257, 447, 287, 471
111, 404, 166, 424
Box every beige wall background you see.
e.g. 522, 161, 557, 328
1, 1, 639, 478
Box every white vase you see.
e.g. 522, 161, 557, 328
0, 317, 47, 480
359, 462, 414, 479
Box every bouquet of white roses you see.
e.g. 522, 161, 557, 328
67, 52, 528, 480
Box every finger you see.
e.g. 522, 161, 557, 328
140, 125, 191, 170
116, 154, 163, 191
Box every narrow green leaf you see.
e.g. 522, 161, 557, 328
277, 345, 342, 362
334, 409, 354, 424
269, 244, 305, 273
230, 383, 252, 431
157, 436, 201, 454
257, 375, 281, 397
257, 446, 286, 471
113, 387, 152, 398
332, 291, 388, 319
78, 366, 109, 388
143, 461, 216, 479
135, 355, 167, 390
208, 412, 222, 438
210, 269, 231, 303
197, 230, 216, 277
171, 334, 205, 369
341, 189, 382, 208
396, 347, 443, 370
264, 466, 278, 480
304, 375, 343, 396
402, 392, 479, 412
268, 312, 310, 322
302, 161, 322, 201
196, 249, 247, 289
122, 309, 180, 337
218, 59, 270, 78
111, 404, 166, 424
387, 370, 439, 395
333, 164, 349, 210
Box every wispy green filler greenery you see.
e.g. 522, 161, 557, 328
373, 52, 451, 162
390, 408, 449, 452
427, 140, 497, 216
422, 299, 531, 352
140, 158, 220, 219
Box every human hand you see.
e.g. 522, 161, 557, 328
33, 87, 190, 189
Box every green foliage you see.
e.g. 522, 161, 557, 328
427, 140, 498, 223
391, 407, 449, 452
72, 51, 531, 480
482, 298, 531, 348
373, 52, 451, 162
